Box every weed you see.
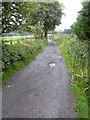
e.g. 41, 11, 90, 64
52, 34, 88, 118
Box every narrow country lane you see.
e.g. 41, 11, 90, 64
2, 40, 76, 118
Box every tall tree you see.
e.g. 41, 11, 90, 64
2, 2, 36, 33
63, 29, 73, 34
71, 0, 90, 40
34, 2, 63, 38
2, 2, 23, 33
2, 2, 63, 38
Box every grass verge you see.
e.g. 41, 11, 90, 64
52, 34, 88, 118
59, 45, 88, 118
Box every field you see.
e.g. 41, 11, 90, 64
51, 34, 88, 118
0, 35, 33, 44
1, 36, 47, 83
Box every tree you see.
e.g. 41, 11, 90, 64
31, 21, 44, 39
71, 1, 90, 40
63, 29, 73, 34
2, 2, 36, 33
34, 2, 63, 38
2, 2, 23, 33
2, 2, 63, 38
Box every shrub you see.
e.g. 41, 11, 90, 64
2, 38, 44, 71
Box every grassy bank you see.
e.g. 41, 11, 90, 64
2, 37, 48, 83
51, 34, 88, 118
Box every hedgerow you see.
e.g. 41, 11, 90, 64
1, 37, 47, 82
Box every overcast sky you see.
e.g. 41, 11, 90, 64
55, 0, 83, 31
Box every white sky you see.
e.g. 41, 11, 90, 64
55, 0, 83, 31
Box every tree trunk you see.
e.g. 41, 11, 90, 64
41, 33, 44, 39
44, 30, 48, 39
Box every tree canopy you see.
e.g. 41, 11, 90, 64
35, 2, 63, 38
63, 29, 73, 34
2, 2, 36, 33
71, 0, 90, 41
2, 1, 64, 38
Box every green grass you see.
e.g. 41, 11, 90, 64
2, 38, 48, 83
72, 83, 88, 118
0, 36, 34, 45
60, 45, 88, 118
0, 36, 33, 41
52, 34, 88, 118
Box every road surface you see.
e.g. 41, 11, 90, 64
2, 40, 76, 118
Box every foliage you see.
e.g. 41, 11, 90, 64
2, 2, 64, 38
52, 34, 88, 118
2, 2, 23, 33
2, 37, 46, 71
31, 22, 44, 39
71, 1, 90, 40
63, 29, 73, 34
35, 2, 64, 38
52, 34, 88, 89
2, 37, 48, 82
2, 2, 36, 33
72, 83, 88, 118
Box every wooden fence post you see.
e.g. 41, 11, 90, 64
10, 40, 12, 44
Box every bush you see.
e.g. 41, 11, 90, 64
2, 38, 44, 71
2, 44, 11, 70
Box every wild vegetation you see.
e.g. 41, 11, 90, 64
1, 1, 63, 82
2, 1, 63, 38
71, 0, 90, 41
1, 0, 89, 118
51, 1, 89, 118
51, 33, 88, 118
1, 37, 47, 82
